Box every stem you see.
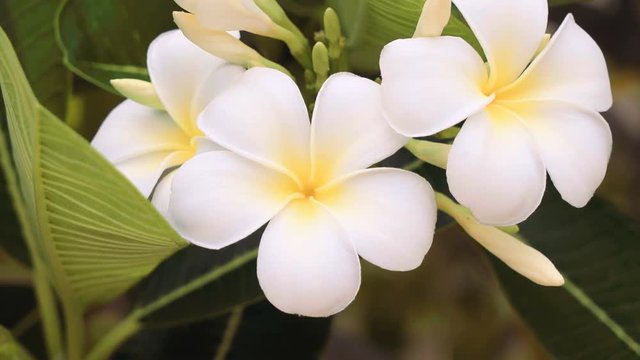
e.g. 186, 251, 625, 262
84, 315, 140, 360
86, 249, 259, 360
31, 264, 63, 359
63, 299, 84, 360
213, 306, 245, 360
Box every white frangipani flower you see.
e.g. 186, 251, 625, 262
175, 0, 279, 38
168, 68, 437, 317
380, 0, 613, 226
92, 30, 244, 213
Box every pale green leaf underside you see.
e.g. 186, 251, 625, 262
0, 27, 187, 307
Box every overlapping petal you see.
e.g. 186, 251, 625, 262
189, 0, 275, 36
257, 199, 361, 317
169, 151, 298, 249
310, 73, 407, 185
447, 105, 546, 226
453, 0, 548, 90
498, 15, 613, 112
510, 101, 612, 208
380, 37, 493, 137
151, 171, 176, 217
115, 151, 191, 197
92, 100, 191, 163
198, 68, 311, 180
147, 30, 227, 135
91, 100, 193, 196
317, 168, 436, 271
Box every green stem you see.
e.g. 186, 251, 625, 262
31, 264, 63, 359
84, 316, 140, 360
63, 300, 84, 360
214, 306, 245, 360
85, 249, 259, 360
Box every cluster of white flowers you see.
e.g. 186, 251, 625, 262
92, 0, 612, 317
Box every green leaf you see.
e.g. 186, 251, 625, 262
130, 236, 263, 328
329, 0, 479, 73
0, 326, 35, 360
0, 27, 187, 308
0, 0, 71, 119
493, 191, 640, 358
55, 0, 178, 93
0, 133, 29, 265
116, 301, 331, 360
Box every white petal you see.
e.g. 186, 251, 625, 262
116, 151, 191, 197
192, 136, 225, 154
92, 100, 191, 163
193, 0, 275, 36
310, 73, 407, 185
151, 170, 176, 218
147, 29, 226, 135
380, 37, 493, 137
436, 193, 564, 286
511, 101, 612, 208
498, 15, 613, 112
169, 151, 298, 249
174, 12, 260, 66
453, 0, 548, 89
175, 0, 197, 12
257, 199, 361, 317
198, 67, 311, 180
316, 168, 436, 271
91, 100, 192, 196
447, 105, 546, 226
414, 0, 451, 37
191, 63, 245, 117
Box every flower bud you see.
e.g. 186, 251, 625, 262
110, 78, 164, 110
414, 0, 451, 38
436, 193, 564, 287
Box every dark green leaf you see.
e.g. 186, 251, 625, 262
493, 190, 640, 358
56, 0, 178, 93
0, 0, 71, 119
116, 301, 331, 360
130, 234, 263, 328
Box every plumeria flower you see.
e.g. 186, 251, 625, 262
175, 0, 277, 37
380, 0, 613, 226
92, 30, 244, 213
169, 67, 437, 317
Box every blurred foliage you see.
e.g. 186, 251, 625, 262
56, 0, 178, 94
0, 0, 71, 119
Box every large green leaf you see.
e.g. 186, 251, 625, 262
493, 191, 640, 358
0, 0, 71, 119
116, 301, 331, 360
130, 235, 263, 328
86, 237, 263, 359
0, 27, 187, 308
56, 0, 178, 93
